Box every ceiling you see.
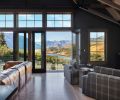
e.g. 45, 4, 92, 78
0, 0, 120, 25
73, 0, 120, 25
0, 0, 74, 9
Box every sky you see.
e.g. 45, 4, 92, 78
90, 32, 104, 38
46, 31, 72, 41
0, 14, 71, 28
19, 31, 72, 42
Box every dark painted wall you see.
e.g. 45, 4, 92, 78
0, 0, 120, 68
0, 0, 74, 9
74, 9, 120, 68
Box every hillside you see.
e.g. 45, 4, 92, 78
4, 33, 71, 49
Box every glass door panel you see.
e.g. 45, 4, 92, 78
18, 32, 28, 61
34, 33, 41, 69
32, 32, 45, 73
18, 33, 24, 61
26, 33, 28, 61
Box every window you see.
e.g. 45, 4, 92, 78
90, 32, 105, 61
18, 14, 42, 27
46, 31, 72, 71
0, 32, 13, 66
47, 14, 71, 28
0, 14, 14, 28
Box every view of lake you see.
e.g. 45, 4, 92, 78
47, 54, 71, 60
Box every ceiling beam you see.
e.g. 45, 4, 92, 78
73, 0, 78, 4
80, 7, 120, 25
112, 0, 120, 6
106, 7, 120, 21
72, 0, 120, 26
89, 4, 105, 9
98, 0, 120, 11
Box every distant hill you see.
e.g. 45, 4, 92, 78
4, 33, 13, 48
4, 34, 71, 49
90, 36, 104, 42
46, 40, 71, 48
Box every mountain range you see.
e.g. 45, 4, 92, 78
90, 36, 104, 42
4, 34, 71, 49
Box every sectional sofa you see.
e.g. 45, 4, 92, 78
0, 61, 32, 99
82, 66, 120, 100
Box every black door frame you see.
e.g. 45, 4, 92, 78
17, 30, 46, 73
14, 31, 27, 61
32, 31, 46, 73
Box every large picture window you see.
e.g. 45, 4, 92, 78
0, 14, 14, 28
47, 14, 71, 28
90, 31, 106, 61
18, 14, 42, 28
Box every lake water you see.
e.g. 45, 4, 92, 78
47, 54, 71, 60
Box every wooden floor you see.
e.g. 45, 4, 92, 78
14, 72, 94, 100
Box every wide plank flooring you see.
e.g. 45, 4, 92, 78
14, 72, 94, 100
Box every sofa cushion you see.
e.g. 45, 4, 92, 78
11, 63, 26, 89
88, 72, 97, 98
0, 85, 17, 100
109, 75, 120, 100
96, 73, 109, 100
1, 69, 19, 87
64, 64, 79, 85
94, 66, 113, 75
100, 67, 113, 75
0, 74, 11, 85
3, 61, 22, 70
82, 75, 88, 94
24, 62, 32, 82
112, 69, 120, 77
94, 66, 101, 73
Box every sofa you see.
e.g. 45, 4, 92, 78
82, 66, 120, 100
64, 62, 93, 85
64, 64, 79, 85
3, 61, 22, 70
0, 61, 32, 99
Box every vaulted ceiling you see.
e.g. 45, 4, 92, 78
73, 0, 120, 25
